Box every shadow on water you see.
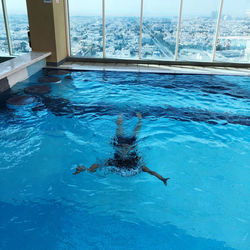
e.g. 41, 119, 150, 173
34, 95, 250, 127
102, 72, 250, 100
1, 92, 250, 127
1, 70, 249, 127
42, 69, 250, 100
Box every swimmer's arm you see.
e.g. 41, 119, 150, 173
134, 113, 142, 136
88, 163, 99, 172
142, 166, 170, 186
73, 163, 99, 175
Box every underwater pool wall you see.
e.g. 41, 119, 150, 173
0, 52, 51, 94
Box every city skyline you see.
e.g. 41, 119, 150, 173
69, 15, 250, 62
0, 7, 249, 63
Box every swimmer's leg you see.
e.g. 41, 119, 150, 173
134, 113, 142, 137
116, 114, 124, 137
142, 166, 170, 186
73, 166, 87, 175
88, 163, 99, 173
73, 163, 99, 175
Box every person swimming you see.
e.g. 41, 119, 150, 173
73, 113, 170, 186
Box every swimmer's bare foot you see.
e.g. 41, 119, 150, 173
72, 166, 87, 175
136, 113, 142, 120
163, 178, 170, 186
116, 114, 123, 125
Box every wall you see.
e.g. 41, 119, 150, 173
53, 0, 68, 63
26, 0, 68, 64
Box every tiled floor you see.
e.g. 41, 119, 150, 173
56, 61, 250, 76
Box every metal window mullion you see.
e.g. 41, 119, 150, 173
65, 0, 71, 56
212, 0, 224, 62
174, 0, 183, 61
1, 0, 12, 55
102, 0, 106, 58
139, 0, 143, 59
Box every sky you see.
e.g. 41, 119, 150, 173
68, 0, 250, 17
4, 0, 28, 15
3, 0, 250, 17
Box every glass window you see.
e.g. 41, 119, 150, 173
215, 0, 250, 63
178, 0, 220, 61
6, 0, 31, 55
0, 2, 9, 56
67, 0, 249, 64
105, 0, 140, 59
141, 0, 179, 60
68, 0, 103, 58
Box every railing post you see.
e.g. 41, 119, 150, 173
1, 0, 13, 55
139, 0, 143, 59
212, 0, 224, 62
174, 0, 183, 61
65, 0, 71, 56
102, 0, 106, 58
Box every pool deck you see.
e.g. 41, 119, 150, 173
55, 61, 250, 76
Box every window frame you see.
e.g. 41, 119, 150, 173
1, 0, 12, 55
66, 0, 250, 65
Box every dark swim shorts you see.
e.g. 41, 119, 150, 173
106, 135, 141, 176
105, 152, 142, 177
107, 151, 141, 169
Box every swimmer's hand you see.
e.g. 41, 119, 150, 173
116, 114, 123, 125
136, 113, 142, 120
72, 166, 87, 175
163, 178, 170, 186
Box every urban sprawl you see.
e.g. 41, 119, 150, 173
0, 15, 249, 62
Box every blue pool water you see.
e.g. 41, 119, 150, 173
0, 70, 249, 250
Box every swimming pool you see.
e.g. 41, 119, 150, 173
0, 69, 249, 250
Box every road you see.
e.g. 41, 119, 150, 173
143, 25, 174, 58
